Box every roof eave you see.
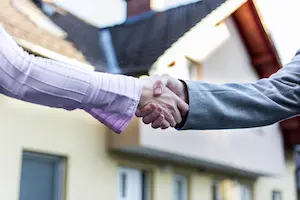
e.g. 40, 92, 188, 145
16, 38, 95, 71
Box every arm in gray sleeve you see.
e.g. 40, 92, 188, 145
181, 50, 300, 130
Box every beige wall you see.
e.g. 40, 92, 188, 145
0, 91, 242, 200
190, 173, 213, 200
0, 91, 296, 200
0, 95, 117, 200
152, 168, 173, 200
201, 18, 258, 83
0, 95, 219, 200
254, 152, 297, 200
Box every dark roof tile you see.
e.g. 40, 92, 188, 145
49, 12, 107, 71
107, 0, 227, 75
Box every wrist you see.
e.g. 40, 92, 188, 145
176, 80, 189, 129
179, 80, 189, 104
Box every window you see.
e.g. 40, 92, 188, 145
212, 181, 222, 200
272, 190, 282, 200
19, 151, 66, 200
118, 167, 150, 200
121, 172, 127, 197
240, 185, 252, 200
186, 58, 200, 81
173, 174, 188, 200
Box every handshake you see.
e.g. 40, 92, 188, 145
136, 74, 189, 129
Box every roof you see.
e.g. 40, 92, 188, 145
33, 0, 228, 75
48, 12, 107, 72
106, 0, 227, 75
0, 0, 87, 63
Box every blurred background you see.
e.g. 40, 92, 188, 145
0, 0, 300, 200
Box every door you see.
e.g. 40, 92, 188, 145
118, 167, 142, 200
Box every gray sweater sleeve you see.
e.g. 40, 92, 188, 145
181, 50, 300, 130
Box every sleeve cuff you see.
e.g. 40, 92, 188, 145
175, 79, 189, 130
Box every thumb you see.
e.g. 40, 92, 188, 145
153, 80, 167, 97
153, 75, 170, 97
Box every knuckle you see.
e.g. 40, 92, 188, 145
167, 104, 175, 112
156, 106, 163, 113
149, 103, 157, 110
165, 103, 172, 109
155, 80, 163, 86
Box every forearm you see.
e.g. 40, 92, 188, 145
180, 51, 300, 130
0, 26, 142, 133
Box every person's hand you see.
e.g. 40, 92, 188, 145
153, 74, 188, 103
137, 76, 189, 128
136, 74, 189, 129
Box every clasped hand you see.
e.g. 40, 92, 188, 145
136, 75, 189, 129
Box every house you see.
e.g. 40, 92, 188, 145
0, 0, 298, 200
107, 0, 298, 200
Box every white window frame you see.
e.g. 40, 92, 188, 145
173, 174, 188, 200
272, 190, 282, 200
212, 180, 222, 200
118, 167, 150, 200
240, 184, 252, 200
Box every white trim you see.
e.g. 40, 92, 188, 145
173, 174, 188, 200
15, 38, 95, 71
152, 0, 246, 69
118, 167, 143, 200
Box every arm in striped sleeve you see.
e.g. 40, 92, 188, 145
0, 25, 142, 133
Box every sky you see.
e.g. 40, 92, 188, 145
55, 0, 200, 27
55, 0, 300, 65
256, 0, 300, 64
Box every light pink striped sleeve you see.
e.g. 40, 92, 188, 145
84, 73, 142, 134
0, 25, 142, 134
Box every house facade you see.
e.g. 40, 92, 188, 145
0, 0, 298, 200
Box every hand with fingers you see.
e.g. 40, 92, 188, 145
137, 75, 189, 129
136, 75, 189, 129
